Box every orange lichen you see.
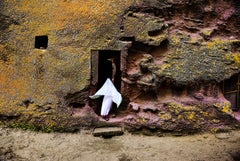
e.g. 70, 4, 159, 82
0, 62, 28, 109
0, 0, 134, 118
6, 0, 133, 35
1, 0, 238, 133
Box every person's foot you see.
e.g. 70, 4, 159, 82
102, 115, 109, 121
105, 116, 109, 121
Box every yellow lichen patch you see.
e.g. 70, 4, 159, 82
170, 35, 181, 44
185, 112, 195, 120
167, 102, 181, 109
232, 53, 240, 64
158, 113, 172, 121
213, 102, 233, 115
177, 115, 183, 119
201, 28, 215, 37
167, 102, 199, 111
200, 111, 210, 117
212, 119, 220, 123
136, 117, 147, 123
160, 63, 171, 71
167, 102, 184, 114
205, 38, 230, 49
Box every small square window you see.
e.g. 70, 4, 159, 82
35, 35, 48, 49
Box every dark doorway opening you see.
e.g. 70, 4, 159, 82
35, 35, 48, 49
97, 50, 121, 91
90, 50, 122, 115
222, 74, 240, 112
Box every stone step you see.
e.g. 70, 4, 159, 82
93, 127, 123, 138
215, 132, 233, 140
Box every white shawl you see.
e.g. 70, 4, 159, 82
89, 78, 122, 115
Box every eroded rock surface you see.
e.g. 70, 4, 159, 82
0, 0, 240, 134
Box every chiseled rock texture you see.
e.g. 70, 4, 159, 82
0, 0, 240, 134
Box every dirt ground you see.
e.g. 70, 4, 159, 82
0, 127, 239, 161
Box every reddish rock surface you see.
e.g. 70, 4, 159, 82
0, 0, 240, 134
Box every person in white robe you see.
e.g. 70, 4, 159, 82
89, 78, 122, 120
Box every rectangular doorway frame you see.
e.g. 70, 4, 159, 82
90, 49, 127, 96
89, 49, 127, 115
222, 74, 240, 111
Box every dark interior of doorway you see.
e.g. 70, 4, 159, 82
97, 50, 121, 91
222, 74, 240, 112
95, 50, 121, 115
